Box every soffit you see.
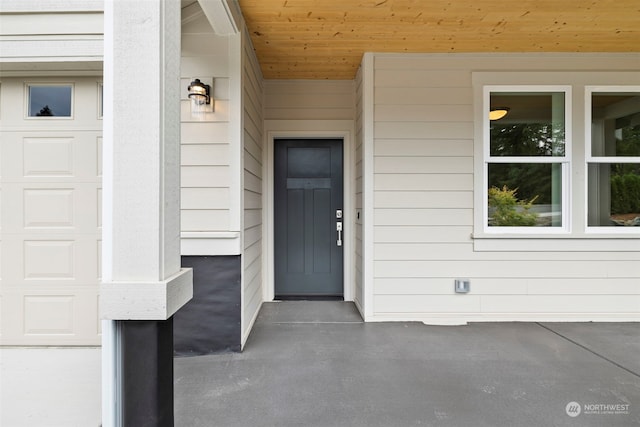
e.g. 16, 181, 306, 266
238, 0, 640, 80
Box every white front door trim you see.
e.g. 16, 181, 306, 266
263, 120, 356, 302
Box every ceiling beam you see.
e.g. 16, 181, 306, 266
198, 0, 240, 35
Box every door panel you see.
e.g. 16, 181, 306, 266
274, 139, 343, 297
0, 78, 102, 345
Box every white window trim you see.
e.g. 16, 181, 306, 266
472, 71, 640, 249
482, 85, 572, 235
585, 85, 640, 234
25, 82, 74, 119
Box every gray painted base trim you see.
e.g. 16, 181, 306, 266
173, 256, 241, 355
121, 319, 174, 427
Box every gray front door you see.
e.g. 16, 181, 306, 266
274, 139, 343, 298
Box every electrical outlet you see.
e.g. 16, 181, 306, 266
455, 279, 470, 293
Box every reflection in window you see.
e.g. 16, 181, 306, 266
588, 91, 640, 227
486, 89, 568, 229
588, 164, 640, 227
591, 93, 640, 157
488, 163, 563, 227
490, 92, 565, 157
28, 85, 72, 117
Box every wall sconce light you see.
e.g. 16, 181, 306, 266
187, 78, 213, 114
489, 107, 509, 121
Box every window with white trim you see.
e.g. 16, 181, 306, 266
27, 84, 73, 117
586, 87, 640, 229
483, 86, 571, 232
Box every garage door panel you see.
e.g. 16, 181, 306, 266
1, 131, 102, 182
0, 288, 100, 345
24, 295, 75, 334
72, 131, 102, 179
24, 240, 75, 280
23, 136, 75, 177
1, 234, 99, 287
0, 78, 102, 345
2, 183, 100, 233
24, 188, 75, 228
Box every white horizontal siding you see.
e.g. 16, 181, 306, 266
375, 139, 473, 157
375, 174, 473, 191
374, 156, 472, 174
375, 192, 472, 209
375, 243, 640, 261
181, 166, 229, 187
264, 80, 355, 120
375, 295, 481, 313
0, 0, 103, 12
242, 28, 264, 347
374, 295, 640, 315
375, 226, 473, 243
374, 260, 637, 279
374, 53, 640, 72
179, 16, 234, 245
0, 39, 103, 62
181, 122, 229, 143
181, 210, 230, 231
375, 87, 473, 105
370, 53, 640, 320
375, 105, 474, 122
374, 209, 473, 226
181, 188, 229, 209
181, 56, 230, 78
375, 70, 471, 88
181, 144, 229, 165
374, 277, 640, 296
480, 296, 640, 314
375, 122, 473, 140
0, 11, 103, 64
0, 13, 103, 35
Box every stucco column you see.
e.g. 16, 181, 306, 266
101, 1, 192, 426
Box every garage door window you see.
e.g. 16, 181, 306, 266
28, 84, 73, 117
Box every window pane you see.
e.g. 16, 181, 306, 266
490, 92, 565, 157
488, 163, 563, 227
28, 85, 72, 117
591, 93, 640, 157
588, 163, 640, 227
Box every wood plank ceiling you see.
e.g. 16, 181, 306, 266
238, 0, 640, 80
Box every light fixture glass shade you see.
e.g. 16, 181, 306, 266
190, 92, 208, 105
187, 78, 211, 112
489, 107, 509, 121
190, 97, 208, 114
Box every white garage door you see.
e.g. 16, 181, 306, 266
0, 77, 102, 345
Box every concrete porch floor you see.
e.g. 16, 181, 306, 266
175, 301, 640, 427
